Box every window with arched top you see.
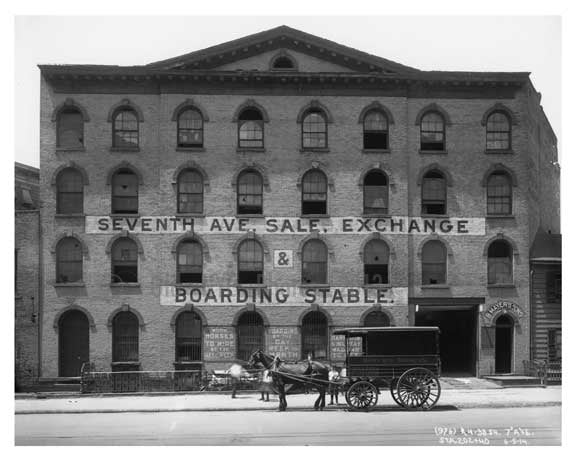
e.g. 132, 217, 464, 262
56, 168, 84, 214
487, 240, 513, 285
422, 240, 447, 285
272, 55, 295, 70
238, 108, 264, 148
302, 240, 328, 285
175, 311, 203, 362
363, 311, 390, 327
112, 109, 139, 148
420, 112, 445, 151
177, 169, 203, 214
364, 240, 390, 285
302, 170, 327, 215
56, 237, 83, 283
363, 170, 388, 215
177, 109, 203, 148
237, 170, 263, 215
111, 169, 138, 214
111, 238, 138, 283
57, 108, 84, 148
236, 311, 265, 362
421, 170, 446, 215
237, 240, 264, 284
363, 110, 389, 149
301, 311, 328, 359
112, 311, 139, 362
487, 171, 512, 215
486, 112, 511, 151
302, 110, 327, 149
177, 240, 203, 283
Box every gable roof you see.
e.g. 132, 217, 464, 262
146, 25, 420, 75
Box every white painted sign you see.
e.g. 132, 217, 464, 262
160, 286, 408, 307
274, 250, 293, 268
87, 216, 486, 235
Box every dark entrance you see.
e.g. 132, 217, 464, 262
415, 306, 477, 376
59, 309, 89, 377
495, 315, 514, 373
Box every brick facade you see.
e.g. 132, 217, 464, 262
37, 26, 560, 378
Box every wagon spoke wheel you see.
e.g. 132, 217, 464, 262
345, 381, 378, 411
389, 379, 403, 407
396, 368, 441, 410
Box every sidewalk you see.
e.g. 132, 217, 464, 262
15, 386, 561, 415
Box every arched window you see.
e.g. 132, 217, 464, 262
486, 112, 511, 151
363, 311, 390, 327
57, 108, 84, 148
302, 170, 327, 215
111, 238, 138, 283
177, 169, 203, 214
302, 240, 328, 284
421, 170, 446, 215
112, 109, 139, 148
237, 170, 263, 215
420, 112, 445, 151
236, 311, 265, 362
272, 55, 295, 70
363, 110, 388, 149
487, 172, 512, 215
364, 240, 389, 284
177, 108, 203, 148
175, 311, 203, 362
56, 168, 84, 214
363, 170, 388, 215
56, 237, 83, 283
238, 108, 264, 148
177, 240, 202, 283
111, 169, 138, 214
302, 110, 327, 149
112, 311, 139, 362
422, 240, 447, 285
301, 311, 328, 359
237, 240, 264, 284
488, 240, 513, 285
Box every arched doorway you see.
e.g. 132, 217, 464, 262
236, 311, 265, 362
301, 311, 328, 359
495, 315, 514, 373
59, 310, 89, 377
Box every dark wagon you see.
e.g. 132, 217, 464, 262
333, 326, 441, 411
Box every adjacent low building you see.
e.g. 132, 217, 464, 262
37, 26, 560, 379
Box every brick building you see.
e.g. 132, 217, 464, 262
15, 162, 41, 389
37, 26, 560, 379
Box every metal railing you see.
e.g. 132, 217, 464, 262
522, 359, 562, 385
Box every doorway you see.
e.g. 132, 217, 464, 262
495, 315, 514, 373
415, 307, 477, 376
59, 310, 89, 377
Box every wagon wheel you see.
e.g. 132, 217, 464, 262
389, 379, 403, 407
345, 381, 378, 411
396, 368, 441, 410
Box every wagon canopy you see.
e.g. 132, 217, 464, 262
333, 326, 440, 356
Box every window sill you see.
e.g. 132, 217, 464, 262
109, 147, 140, 153
363, 284, 392, 289
109, 213, 141, 218
111, 362, 141, 366
486, 214, 515, 219
176, 147, 205, 152
300, 284, 330, 289
300, 148, 330, 154
177, 282, 204, 287
237, 147, 266, 153
54, 282, 85, 287
485, 149, 514, 155
300, 214, 329, 219
421, 284, 450, 289
110, 283, 141, 288
421, 214, 449, 219
55, 147, 86, 153
235, 214, 264, 218
175, 213, 205, 218
419, 149, 448, 155
362, 148, 390, 154
362, 213, 390, 218
55, 213, 85, 219
236, 283, 267, 288
487, 283, 516, 288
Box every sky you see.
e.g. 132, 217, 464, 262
14, 15, 561, 168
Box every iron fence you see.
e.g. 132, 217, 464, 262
522, 359, 562, 385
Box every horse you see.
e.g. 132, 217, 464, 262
248, 350, 330, 412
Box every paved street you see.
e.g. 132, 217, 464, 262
16, 405, 560, 445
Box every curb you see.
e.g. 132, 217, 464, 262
15, 401, 561, 415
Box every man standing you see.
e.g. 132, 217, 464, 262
228, 362, 245, 399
